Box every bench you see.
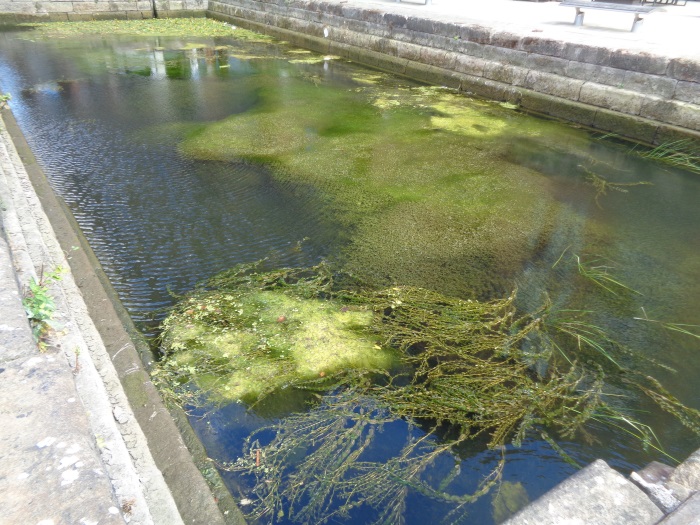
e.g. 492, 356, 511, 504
559, 0, 657, 32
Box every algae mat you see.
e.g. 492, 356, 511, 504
178, 75, 594, 298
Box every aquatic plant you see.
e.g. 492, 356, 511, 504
15, 18, 273, 40
638, 139, 700, 175
22, 266, 63, 350
155, 262, 700, 524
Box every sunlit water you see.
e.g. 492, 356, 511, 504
1, 27, 698, 524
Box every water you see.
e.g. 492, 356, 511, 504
1, 25, 698, 524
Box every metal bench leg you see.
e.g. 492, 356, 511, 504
631, 13, 644, 32
574, 7, 585, 26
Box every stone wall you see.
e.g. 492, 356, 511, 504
0, 0, 206, 23
207, 0, 700, 144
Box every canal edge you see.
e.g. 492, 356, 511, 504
0, 106, 246, 525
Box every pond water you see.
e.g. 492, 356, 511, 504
1, 24, 699, 524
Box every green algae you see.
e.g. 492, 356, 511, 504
178, 76, 581, 297
14, 18, 273, 40
157, 264, 396, 405
160, 263, 700, 524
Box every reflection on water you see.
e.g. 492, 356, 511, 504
0, 27, 698, 524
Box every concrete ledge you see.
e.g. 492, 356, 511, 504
504, 459, 664, 525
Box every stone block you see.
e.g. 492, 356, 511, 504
453, 54, 487, 77
668, 449, 700, 492
518, 36, 565, 57
653, 125, 700, 147
489, 31, 521, 50
579, 83, 644, 115
667, 58, 700, 83
395, 40, 422, 62
630, 461, 681, 514
593, 108, 659, 143
609, 50, 669, 76
408, 62, 461, 90
620, 71, 678, 99
419, 46, 457, 71
444, 39, 482, 60
673, 81, 700, 105
404, 16, 434, 35
519, 90, 597, 127
457, 24, 492, 45
525, 53, 569, 76
483, 62, 528, 86
481, 46, 529, 68
640, 98, 700, 132
523, 70, 584, 100
565, 61, 626, 88
459, 75, 507, 101
561, 42, 612, 66
503, 460, 664, 525
658, 492, 700, 525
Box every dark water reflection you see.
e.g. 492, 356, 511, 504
1, 28, 698, 524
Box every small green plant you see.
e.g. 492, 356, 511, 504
22, 266, 63, 350
0, 93, 10, 110
639, 139, 700, 175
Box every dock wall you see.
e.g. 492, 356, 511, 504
207, 0, 700, 144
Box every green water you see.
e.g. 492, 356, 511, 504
0, 22, 698, 524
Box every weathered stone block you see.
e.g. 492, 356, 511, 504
609, 50, 669, 75
623, 71, 678, 98
457, 24, 491, 45
519, 91, 598, 127
525, 53, 569, 76
565, 61, 626, 88
579, 83, 644, 115
483, 62, 528, 86
458, 75, 507, 101
404, 62, 459, 90
518, 36, 565, 57
561, 42, 612, 66
658, 492, 700, 525
453, 54, 487, 77
451, 38, 486, 59
640, 98, 700, 131
504, 460, 664, 525
668, 449, 700, 492
667, 58, 700, 83
673, 81, 700, 105
489, 31, 521, 50
630, 462, 681, 514
419, 47, 457, 71
593, 108, 659, 143
523, 70, 584, 100
394, 40, 422, 62
481, 46, 528, 68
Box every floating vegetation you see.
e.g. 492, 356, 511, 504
155, 262, 700, 524
14, 18, 273, 40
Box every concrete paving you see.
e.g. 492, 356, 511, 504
359, 0, 700, 60
0, 111, 186, 525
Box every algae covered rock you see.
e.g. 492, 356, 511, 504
157, 267, 394, 405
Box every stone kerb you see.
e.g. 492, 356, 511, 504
208, 0, 700, 143
0, 0, 205, 21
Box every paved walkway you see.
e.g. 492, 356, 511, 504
354, 0, 700, 59
0, 111, 184, 525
